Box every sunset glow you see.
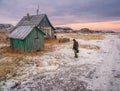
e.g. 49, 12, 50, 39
56, 20, 120, 31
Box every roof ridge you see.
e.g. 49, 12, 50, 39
24, 14, 46, 17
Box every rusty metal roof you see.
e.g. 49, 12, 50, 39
8, 26, 34, 39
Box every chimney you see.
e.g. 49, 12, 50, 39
27, 13, 30, 20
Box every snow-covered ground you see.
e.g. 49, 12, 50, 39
0, 34, 120, 91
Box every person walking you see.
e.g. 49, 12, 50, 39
73, 39, 79, 58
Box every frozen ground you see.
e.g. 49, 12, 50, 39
0, 34, 120, 91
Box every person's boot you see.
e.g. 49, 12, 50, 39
75, 55, 78, 58
75, 56, 78, 58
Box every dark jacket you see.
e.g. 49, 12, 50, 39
73, 41, 79, 50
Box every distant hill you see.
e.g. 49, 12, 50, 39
79, 28, 115, 33
55, 27, 73, 33
0, 24, 13, 29
0, 24, 14, 32
79, 28, 92, 33
92, 30, 115, 33
102, 30, 115, 33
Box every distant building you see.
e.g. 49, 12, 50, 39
12, 14, 55, 39
8, 26, 45, 52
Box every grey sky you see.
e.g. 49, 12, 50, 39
0, 0, 120, 26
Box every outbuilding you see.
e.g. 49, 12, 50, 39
8, 26, 45, 52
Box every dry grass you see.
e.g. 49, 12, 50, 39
43, 39, 58, 51
80, 44, 100, 50
0, 57, 21, 81
45, 39, 59, 44
0, 46, 44, 57
0, 40, 9, 44
0, 46, 44, 81
0, 55, 61, 81
114, 33, 120, 38
0, 30, 9, 43
43, 39, 67, 51
65, 33, 105, 40
0, 56, 45, 81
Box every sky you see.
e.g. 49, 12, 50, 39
0, 0, 120, 31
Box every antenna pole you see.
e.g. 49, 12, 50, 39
37, 4, 39, 15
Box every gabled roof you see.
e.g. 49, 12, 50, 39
17, 14, 45, 26
8, 26, 45, 40
16, 14, 54, 29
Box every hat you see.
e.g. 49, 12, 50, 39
73, 39, 75, 41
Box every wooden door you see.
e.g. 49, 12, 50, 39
34, 38, 40, 51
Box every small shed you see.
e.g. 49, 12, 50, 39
8, 26, 45, 52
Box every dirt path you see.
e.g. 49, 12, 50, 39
89, 35, 120, 91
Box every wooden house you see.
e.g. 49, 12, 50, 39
15, 14, 55, 39
8, 26, 45, 52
